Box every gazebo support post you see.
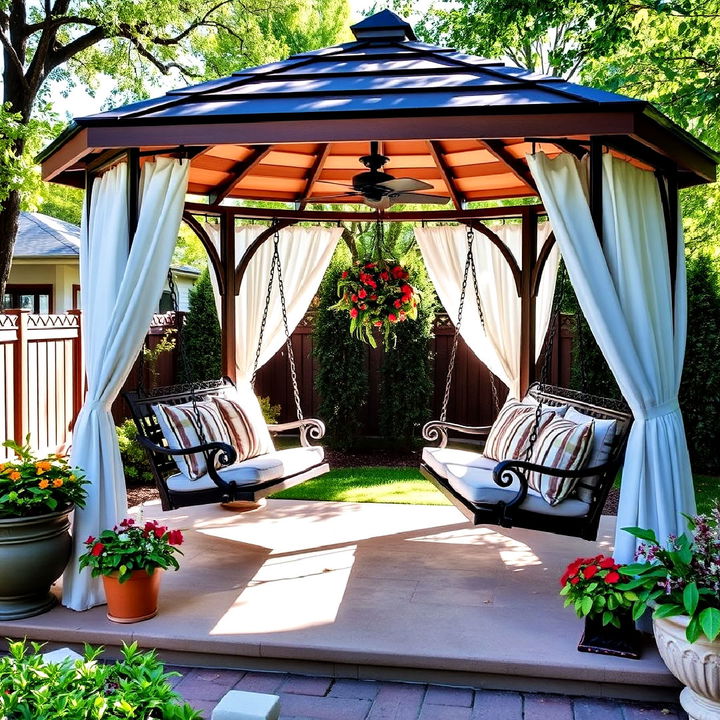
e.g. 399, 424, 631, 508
219, 213, 237, 381
519, 206, 538, 397
127, 148, 140, 240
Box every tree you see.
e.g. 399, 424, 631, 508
0, 0, 349, 299
179, 267, 221, 382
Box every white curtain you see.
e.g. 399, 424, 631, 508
64, 158, 190, 610
527, 151, 695, 562
415, 222, 557, 399
202, 224, 341, 380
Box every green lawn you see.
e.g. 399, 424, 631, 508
272, 465, 719, 511
271, 467, 451, 506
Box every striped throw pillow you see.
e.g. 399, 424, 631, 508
527, 417, 595, 506
212, 383, 275, 461
153, 401, 233, 480
483, 400, 558, 462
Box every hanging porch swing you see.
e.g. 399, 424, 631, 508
419, 227, 634, 541
124, 225, 329, 511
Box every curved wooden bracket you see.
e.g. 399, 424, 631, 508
531, 232, 557, 298
234, 219, 299, 295
182, 211, 225, 296
460, 219, 522, 297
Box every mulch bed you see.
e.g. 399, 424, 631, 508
127, 447, 619, 516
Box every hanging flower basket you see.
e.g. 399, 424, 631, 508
331, 259, 420, 348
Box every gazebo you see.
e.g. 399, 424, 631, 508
39, 9, 718, 611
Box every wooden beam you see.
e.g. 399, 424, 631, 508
589, 138, 604, 243
209, 145, 271, 205
480, 139, 537, 192
518, 206, 538, 397
181, 211, 225, 296
531, 233, 557, 298
427, 140, 463, 210
219, 214, 237, 380
127, 148, 140, 243
299, 144, 331, 208
184, 200, 544, 222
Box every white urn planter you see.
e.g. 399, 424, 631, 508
653, 615, 720, 720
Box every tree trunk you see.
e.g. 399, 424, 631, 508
0, 188, 22, 301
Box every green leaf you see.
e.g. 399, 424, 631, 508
683, 582, 699, 616
686, 614, 703, 644
622, 527, 658, 543
653, 603, 685, 619
699, 608, 720, 642
581, 596, 593, 616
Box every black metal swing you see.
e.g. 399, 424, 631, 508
419, 227, 633, 541
124, 226, 329, 511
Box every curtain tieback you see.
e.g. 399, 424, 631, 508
642, 398, 680, 420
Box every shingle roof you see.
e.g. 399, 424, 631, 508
14, 212, 80, 257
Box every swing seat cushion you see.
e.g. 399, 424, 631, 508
166, 446, 325, 493
446, 463, 592, 518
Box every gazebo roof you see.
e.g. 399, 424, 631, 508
40, 9, 717, 205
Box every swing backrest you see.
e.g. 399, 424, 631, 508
124, 378, 236, 480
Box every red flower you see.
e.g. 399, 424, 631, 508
358, 289, 367, 299
379, 271, 389, 281
367, 280, 377, 289
351, 294, 358, 303
391, 266, 404, 279
85, 535, 95, 545
401, 284, 412, 295
388, 313, 397, 323
349, 308, 358, 318
373, 320, 382, 327
370, 294, 378, 301
604, 571, 620, 584
365, 262, 376, 269
91, 542, 105, 557
394, 299, 402, 308
359, 303, 367, 310
583, 565, 599, 579
168, 529, 184, 546
341, 271, 348, 279
154, 526, 165, 538
599, 557, 615, 569
570, 576, 580, 585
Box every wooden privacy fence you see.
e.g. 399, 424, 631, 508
254, 313, 574, 434
0, 310, 83, 460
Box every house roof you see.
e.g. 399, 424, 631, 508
40, 9, 717, 201
14, 212, 80, 258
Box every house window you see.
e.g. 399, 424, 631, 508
2, 285, 53, 314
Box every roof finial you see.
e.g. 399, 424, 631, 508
350, 9, 417, 42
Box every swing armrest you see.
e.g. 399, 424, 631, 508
422, 420, 492, 449
267, 418, 326, 447
135, 436, 238, 490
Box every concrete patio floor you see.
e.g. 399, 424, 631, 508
0, 499, 678, 705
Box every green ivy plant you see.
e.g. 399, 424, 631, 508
0, 640, 201, 719
619, 510, 720, 643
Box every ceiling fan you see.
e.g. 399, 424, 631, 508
309, 141, 450, 209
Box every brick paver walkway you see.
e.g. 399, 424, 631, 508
167, 667, 687, 720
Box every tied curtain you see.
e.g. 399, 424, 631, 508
64, 158, 190, 610
202, 224, 341, 381
527, 151, 695, 562
415, 222, 558, 399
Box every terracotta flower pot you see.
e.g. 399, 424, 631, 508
0, 505, 73, 620
654, 614, 720, 720
102, 568, 163, 623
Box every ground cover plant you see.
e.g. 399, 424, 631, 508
0, 640, 200, 719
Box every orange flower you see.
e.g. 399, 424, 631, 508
52, 478, 64, 488
38, 478, 50, 489
35, 460, 52, 474
8, 471, 21, 481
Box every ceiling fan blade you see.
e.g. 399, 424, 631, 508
376, 178, 433, 193
389, 192, 451, 205
306, 193, 361, 202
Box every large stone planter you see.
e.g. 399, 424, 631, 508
653, 614, 720, 720
0, 506, 73, 620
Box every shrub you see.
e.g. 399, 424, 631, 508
117, 419, 154, 487
258, 395, 281, 424
314, 246, 369, 449
179, 267, 221, 382
0, 640, 201, 719
378, 250, 437, 447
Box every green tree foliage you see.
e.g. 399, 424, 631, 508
36, 183, 83, 225
680, 253, 720, 472
179, 268, 221, 382
378, 250, 437, 447
313, 245, 368, 449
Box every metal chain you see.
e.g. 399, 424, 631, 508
523, 262, 567, 462
251, 238, 277, 386
136, 337, 147, 397
168, 268, 209, 448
